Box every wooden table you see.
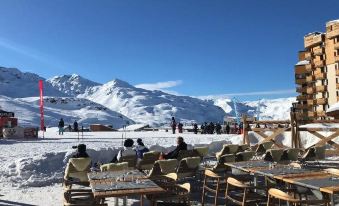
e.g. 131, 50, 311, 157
225, 161, 339, 205
88, 170, 165, 206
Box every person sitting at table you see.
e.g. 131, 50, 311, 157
163, 136, 187, 159
111, 138, 136, 162
72, 144, 90, 158
135, 138, 149, 159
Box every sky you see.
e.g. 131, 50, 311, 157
0, 0, 339, 100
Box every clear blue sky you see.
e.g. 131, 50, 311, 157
0, 0, 338, 100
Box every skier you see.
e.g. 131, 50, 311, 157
193, 123, 198, 134
58, 118, 65, 135
73, 120, 79, 132
178, 122, 183, 133
171, 117, 177, 134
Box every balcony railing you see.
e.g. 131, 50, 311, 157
306, 86, 314, 94
305, 52, 312, 60
295, 104, 310, 110
314, 60, 325, 68
308, 111, 315, 117
304, 34, 324, 48
337, 83, 339, 90
296, 87, 306, 93
315, 85, 327, 92
306, 75, 315, 82
313, 47, 325, 56
296, 78, 306, 85
297, 95, 308, 101
307, 99, 314, 105
335, 56, 339, 62
316, 111, 326, 117
336, 70, 339, 76
305, 64, 313, 72
315, 73, 326, 80
315, 98, 327, 105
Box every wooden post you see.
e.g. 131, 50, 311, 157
242, 115, 248, 145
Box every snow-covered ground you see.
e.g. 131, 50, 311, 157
0, 129, 242, 206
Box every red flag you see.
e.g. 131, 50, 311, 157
39, 80, 45, 131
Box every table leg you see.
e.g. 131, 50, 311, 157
331, 194, 335, 206
140, 195, 144, 206
123, 196, 127, 206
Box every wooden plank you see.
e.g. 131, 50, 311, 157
315, 130, 339, 147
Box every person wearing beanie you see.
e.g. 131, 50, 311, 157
72, 144, 90, 158
135, 138, 149, 159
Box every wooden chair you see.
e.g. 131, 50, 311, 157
164, 157, 201, 182
302, 146, 326, 161
194, 147, 209, 161
63, 158, 91, 189
264, 149, 284, 162
201, 169, 227, 206
216, 144, 239, 160
225, 177, 266, 206
177, 150, 200, 161
100, 162, 128, 172
256, 141, 274, 155
119, 155, 137, 169
137, 151, 160, 171
285, 148, 301, 161
148, 159, 178, 180
238, 144, 250, 152
267, 188, 329, 206
145, 183, 191, 206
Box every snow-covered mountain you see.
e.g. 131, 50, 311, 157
0, 67, 66, 98
201, 96, 295, 120
78, 79, 226, 126
47, 74, 101, 96
0, 95, 133, 128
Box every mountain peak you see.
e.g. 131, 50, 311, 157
106, 78, 134, 88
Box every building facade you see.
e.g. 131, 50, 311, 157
294, 20, 339, 120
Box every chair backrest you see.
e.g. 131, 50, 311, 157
157, 159, 178, 174
100, 162, 128, 172
286, 148, 300, 161
314, 146, 326, 160
177, 157, 201, 173
268, 188, 299, 202
264, 149, 284, 162
120, 155, 137, 168
194, 147, 209, 157
256, 141, 274, 155
236, 151, 255, 162
141, 151, 160, 164
64, 158, 91, 182
227, 177, 248, 188
228, 144, 239, 154
238, 144, 250, 152
177, 150, 199, 161
220, 154, 236, 163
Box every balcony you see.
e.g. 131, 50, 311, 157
306, 75, 315, 82
334, 42, 339, 50
308, 111, 316, 118
314, 60, 325, 68
305, 64, 313, 72
335, 56, 339, 62
316, 111, 326, 117
337, 83, 339, 89
306, 86, 315, 94
336, 70, 339, 76
315, 98, 327, 105
307, 99, 314, 105
295, 65, 308, 75
313, 47, 325, 56
305, 52, 312, 60
296, 87, 306, 93
315, 85, 327, 92
296, 78, 306, 85
304, 33, 324, 48
315, 73, 326, 80
295, 104, 310, 110
297, 95, 308, 101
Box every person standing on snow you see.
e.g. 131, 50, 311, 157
171, 117, 177, 134
193, 123, 198, 134
58, 118, 65, 135
73, 120, 79, 132
178, 122, 183, 133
